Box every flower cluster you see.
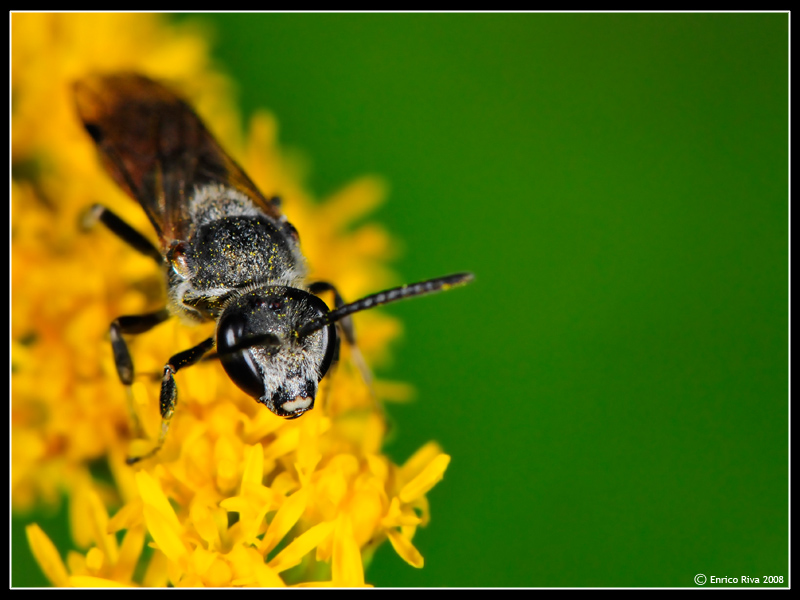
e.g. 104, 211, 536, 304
13, 13, 449, 587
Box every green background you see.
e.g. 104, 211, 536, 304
13, 13, 788, 587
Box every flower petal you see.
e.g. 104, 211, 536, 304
108, 498, 144, 533
68, 575, 132, 587
189, 501, 223, 551
26, 524, 70, 587
143, 504, 188, 563
262, 427, 299, 464
332, 515, 365, 587
381, 497, 422, 529
86, 487, 119, 565
386, 528, 424, 569
259, 487, 308, 556
399, 442, 443, 485
86, 547, 104, 571
135, 471, 181, 534
253, 562, 286, 588
292, 580, 373, 588
241, 443, 264, 488
267, 520, 336, 574
111, 525, 145, 583
68, 477, 94, 550
142, 550, 169, 588
399, 454, 451, 504
319, 176, 386, 228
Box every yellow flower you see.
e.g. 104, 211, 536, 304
13, 13, 449, 587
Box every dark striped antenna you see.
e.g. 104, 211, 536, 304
297, 272, 474, 338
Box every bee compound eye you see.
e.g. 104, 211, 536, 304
217, 314, 266, 399
167, 241, 192, 280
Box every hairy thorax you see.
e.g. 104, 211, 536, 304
165, 184, 307, 323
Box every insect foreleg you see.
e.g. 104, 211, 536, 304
82, 203, 162, 264
126, 336, 215, 465
110, 310, 170, 438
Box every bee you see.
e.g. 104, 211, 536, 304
73, 74, 473, 463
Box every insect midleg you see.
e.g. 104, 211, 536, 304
82, 203, 162, 264
126, 336, 215, 465
111, 310, 171, 384
308, 281, 374, 393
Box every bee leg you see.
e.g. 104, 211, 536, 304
111, 310, 170, 437
126, 337, 215, 465
82, 203, 162, 264
308, 281, 375, 394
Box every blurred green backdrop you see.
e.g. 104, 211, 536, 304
13, 13, 788, 587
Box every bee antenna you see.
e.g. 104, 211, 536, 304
297, 272, 474, 338
217, 332, 281, 355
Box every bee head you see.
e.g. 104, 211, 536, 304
216, 272, 474, 419
216, 286, 337, 419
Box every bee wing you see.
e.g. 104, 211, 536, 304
73, 74, 281, 247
